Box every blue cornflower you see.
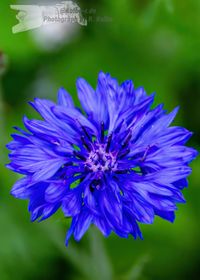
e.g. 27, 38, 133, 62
7, 72, 197, 245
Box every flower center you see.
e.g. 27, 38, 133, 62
85, 144, 117, 172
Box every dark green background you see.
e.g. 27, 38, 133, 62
0, 1, 199, 279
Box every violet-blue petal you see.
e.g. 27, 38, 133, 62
58, 87, 74, 108
73, 209, 93, 241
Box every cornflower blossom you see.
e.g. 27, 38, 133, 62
7, 72, 198, 245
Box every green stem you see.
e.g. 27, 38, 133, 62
40, 223, 113, 280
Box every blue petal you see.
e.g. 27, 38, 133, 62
99, 185, 123, 227
116, 94, 155, 130
23, 116, 60, 142
62, 189, 82, 217
120, 80, 135, 106
173, 178, 188, 190
32, 158, 66, 182
45, 181, 66, 203
58, 87, 74, 107
155, 127, 193, 147
73, 209, 93, 241
137, 107, 179, 145
145, 146, 198, 168
93, 216, 111, 236
39, 203, 60, 221
123, 209, 143, 239
77, 75, 109, 128
148, 194, 177, 211
77, 77, 96, 116
146, 166, 192, 184
154, 209, 175, 222
29, 98, 56, 123
10, 177, 31, 199
134, 87, 148, 105
97, 72, 119, 132
124, 196, 154, 224
53, 105, 98, 135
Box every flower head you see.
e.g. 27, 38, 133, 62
7, 72, 197, 245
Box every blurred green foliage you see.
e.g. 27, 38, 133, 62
0, 0, 199, 279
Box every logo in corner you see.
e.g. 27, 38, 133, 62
10, 1, 87, 34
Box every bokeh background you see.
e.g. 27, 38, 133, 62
0, 0, 200, 279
